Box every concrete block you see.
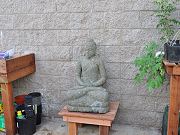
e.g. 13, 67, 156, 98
105, 63, 121, 79
18, 30, 57, 46
120, 63, 137, 79
36, 61, 76, 77
124, 0, 155, 11
56, 0, 92, 12
120, 95, 158, 111
25, 0, 56, 13
90, 29, 123, 45
15, 45, 72, 60
121, 29, 160, 47
0, 0, 14, 14
105, 11, 140, 28
48, 103, 64, 118
105, 79, 139, 95
69, 13, 89, 29
88, 12, 105, 29
0, 15, 13, 29
13, 14, 46, 29
57, 30, 89, 46
115, 109, 163, 128
140, 11, 158, 28
44, 13, 71, 29
0, 30, 20, 50
104, 46, 142, 62
93, 0, 123, 12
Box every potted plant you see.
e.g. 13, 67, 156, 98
155, 0, 180, 62
134, 0, 180, 91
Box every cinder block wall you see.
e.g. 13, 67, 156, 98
0, 0, 179, 128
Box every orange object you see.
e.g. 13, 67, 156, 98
15, 95, 27, 105
163, 60, 180, 135
59, 101, 119, 135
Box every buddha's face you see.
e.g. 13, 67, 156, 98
84, 41, 96, 58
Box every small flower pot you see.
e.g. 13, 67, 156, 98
164, 40, 180, 63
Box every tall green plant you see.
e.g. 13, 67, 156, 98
154, 0, 180, 42
134, 0, 179, 91
134, 42, 165, 91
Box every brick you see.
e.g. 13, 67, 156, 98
57, 30, 89, 46
0, 15, 13, 29
56, 0, 92, 12
105, 11, 140, 29
15, 46, 72, 61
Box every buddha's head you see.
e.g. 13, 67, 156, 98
84, 39, 97, 58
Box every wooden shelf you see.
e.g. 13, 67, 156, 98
163, 60, 180, 135
0, 53, 36, 135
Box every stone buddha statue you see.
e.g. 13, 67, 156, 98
67, 39, 109, 113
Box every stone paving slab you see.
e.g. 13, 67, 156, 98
0, 119, 161, 135
34, 119, 161, 135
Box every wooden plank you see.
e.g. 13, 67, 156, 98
0, 64, 35, 83
68, 122, 78, 135
63, 116, 112, 126
0, 60, 6, 74
59, 102, 119, 121
99, 126, 109, 135
167, 75, 180, 135
173, 67, 180, 75
1, 83, 16, 135
163, 60, 180, 67
0, 53, 35, 74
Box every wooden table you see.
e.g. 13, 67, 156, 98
0, 53, 36, 135
59, 102, 119, 135
163, 60, 180, 135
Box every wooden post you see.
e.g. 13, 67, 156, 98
1, 83, 16, 135
99, 126, 109, 135
167, 75, 180, 135
68, 122, 78, 135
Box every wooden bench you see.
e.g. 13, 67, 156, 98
58, 101, 119, 135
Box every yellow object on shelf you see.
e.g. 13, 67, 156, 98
0, 102, 3, 114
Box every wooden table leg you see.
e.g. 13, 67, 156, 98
1, 83, 16, 135
167, 76, 180, 135
99, 126, 109, 135
68, 122, 78, 135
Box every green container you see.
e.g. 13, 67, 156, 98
0, 114, 5, 129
